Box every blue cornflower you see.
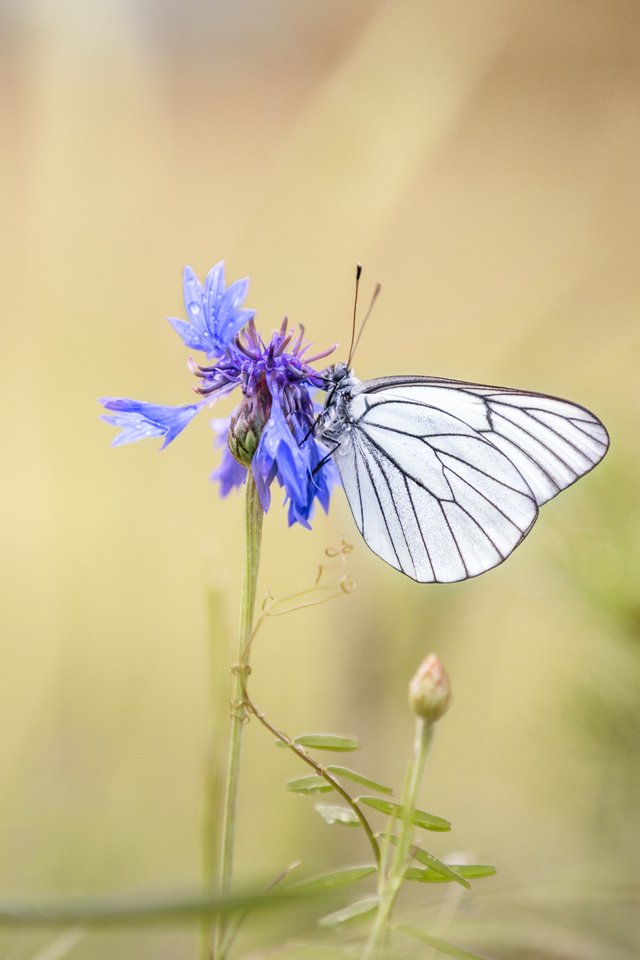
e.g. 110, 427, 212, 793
101, 263, 339, 527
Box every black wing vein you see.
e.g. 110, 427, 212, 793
328, 374, 607, 582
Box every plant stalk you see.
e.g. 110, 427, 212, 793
213, 475, 264, 959
200, 582, 230, 960
364, 717, 433, 959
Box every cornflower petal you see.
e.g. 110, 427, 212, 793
183, 265, 207, 331
285, 413, 340, 527
210, 417, 247, 496
216, 277, 252, 342
203, 261, 226, 321
252, 393, 308, 512
168, 262, 255, 357
100, 398, 203, 449
167, 317, 209, 352
212, 447, 247, 496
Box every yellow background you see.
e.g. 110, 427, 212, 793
0, 1, 638, 957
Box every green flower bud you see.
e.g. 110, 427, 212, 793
408, 654, 451, 723
228, 379, 271, 467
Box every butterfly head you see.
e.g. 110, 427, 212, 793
322, 361, 354, 387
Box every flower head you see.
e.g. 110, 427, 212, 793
101, 263, 339, 527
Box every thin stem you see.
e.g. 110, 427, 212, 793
240, 679, 380, 868
213, 475, 264, 960
364, 717, 433, 959
200, 583, 230, 960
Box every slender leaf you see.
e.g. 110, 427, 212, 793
293, 734, 359, 752
286, 775, 333, 795
292, 865, 376, 893
314, 804, 360, 827
410, 855, 469, 888
406, 864, 496, 884
447, 865, 496, 881
398, 924, 490, 959
379, 834, 469, 888
326, 765, 392, 795
359, 796, 451, 832
0, 887, 310, 927
318, 896, 378, 927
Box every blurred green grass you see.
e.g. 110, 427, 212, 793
0, 1, 638, 957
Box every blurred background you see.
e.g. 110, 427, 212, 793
0, 0, 638, 957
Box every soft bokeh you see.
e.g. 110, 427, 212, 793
1, 1, 638, 957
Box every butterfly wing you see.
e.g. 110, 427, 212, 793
331, 377, 608, 583
360, 376, 610, 506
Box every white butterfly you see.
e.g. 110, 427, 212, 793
316, 364, 609, 583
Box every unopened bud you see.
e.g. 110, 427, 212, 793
228, 380, 271, 467
228, 404, 263, 466
408, 654, 451, 723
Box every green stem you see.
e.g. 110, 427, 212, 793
240, 684, 381, 867
364, 717, 433, 959
214, 475, 264, 960
200, 583, 230, 960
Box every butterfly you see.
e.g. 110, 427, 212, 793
315, 277, 609, 583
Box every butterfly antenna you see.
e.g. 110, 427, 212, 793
346, 263, 363, 367
350, 281, 381, 364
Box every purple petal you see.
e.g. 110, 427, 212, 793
213, 275, 253, 346
211, 447, 247, 497
171, 263, 254, 357
284, 417, 341, 527
203, 261, 226, 330
219, 307, 256, 346
100, 397, 203, 449
252, 394, 308, 511
182, 266, 206, 332
167, 316, 208, 351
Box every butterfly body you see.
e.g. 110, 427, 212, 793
315, 363, 359, 443
317, 367, 609, 583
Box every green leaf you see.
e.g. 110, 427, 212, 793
410, 855, 469, 888
326, 766, 393, 795
378, 834, 469, 889
292, 865, 376, 893
0, 887, 311, 926
286, 776, 333, 795
397, 925, 490, 959
359, 796, 451, 832
293, 734, 359, 752
314, 803, 361, 827
449, 864, 496, 881
405, 864, 496, 884
318, 896, 378, 927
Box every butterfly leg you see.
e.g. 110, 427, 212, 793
312, 440, 341, 477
